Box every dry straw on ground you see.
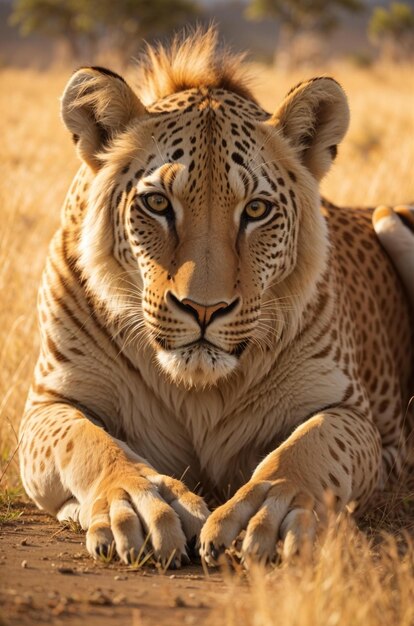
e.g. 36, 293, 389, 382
0, 61, 413, 625
218, 517, 414, 626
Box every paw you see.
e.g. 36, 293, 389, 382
200, 479, 317, 566
77, 466, 210, 568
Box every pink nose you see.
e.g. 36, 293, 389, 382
181, 299, 230, 327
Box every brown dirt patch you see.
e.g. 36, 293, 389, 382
0, 500, 229, 626
1, 479, 413, 626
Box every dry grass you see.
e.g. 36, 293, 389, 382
0, 69, 78, 485
218, 515, 414, 626
0, 60, 413, 625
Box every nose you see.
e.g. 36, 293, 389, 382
167, 292, 240, 329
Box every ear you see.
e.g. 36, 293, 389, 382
269, 77, 350, 180
61, 66, 146, 170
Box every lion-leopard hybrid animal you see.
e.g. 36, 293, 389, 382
19, 29, 414, 567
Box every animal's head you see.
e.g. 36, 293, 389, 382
61, 29, 349, 388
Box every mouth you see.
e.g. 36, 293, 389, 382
154, 336, 249, 358
154, 336, 248, 387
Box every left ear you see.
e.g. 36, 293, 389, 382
61, 66, 146, 170
269, 77, 350, 180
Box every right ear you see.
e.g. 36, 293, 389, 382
61, 66, 146, 170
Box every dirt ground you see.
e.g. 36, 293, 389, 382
1, 480, 414, 626
0, 499, 230, 626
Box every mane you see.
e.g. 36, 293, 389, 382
135, 27, 255, 106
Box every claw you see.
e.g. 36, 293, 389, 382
94, 542, 115, 561
210, 542, 219, 561
97, 544, 108, 558
209, 542, 226, 563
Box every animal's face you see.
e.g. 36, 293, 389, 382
115, 90, 305, 386
61, 64, 349, 387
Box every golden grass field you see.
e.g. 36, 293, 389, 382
0, 61, 413, 625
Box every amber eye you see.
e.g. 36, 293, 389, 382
141, 193, 171, 215
243, 199, 272, 222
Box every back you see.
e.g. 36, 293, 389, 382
325, 201, 413, 451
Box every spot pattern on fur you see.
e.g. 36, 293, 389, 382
19, 28, 413, 566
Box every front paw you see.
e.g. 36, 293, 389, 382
77, 467, 210, 568
200, 479, 317, 566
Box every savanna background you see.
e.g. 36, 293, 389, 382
0, 0, 414, 624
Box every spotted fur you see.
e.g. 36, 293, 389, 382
19, 28, 414, 566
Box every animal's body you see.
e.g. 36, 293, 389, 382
19, 30, 414, 566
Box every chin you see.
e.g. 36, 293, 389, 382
156, 343, 238, 389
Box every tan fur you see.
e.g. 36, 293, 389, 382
19, 29, 413, 567
61, 67, 145, 170
136, 27, 254, 106
271, 77, 350, 180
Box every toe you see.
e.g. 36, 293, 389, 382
130, 488, 187, 566
56, 497, 80, 524
86, 524, 115, 559
170, 494, 210, 542
200, 481, 270, 565
280, 508, 317, 561
242, 494, 289, 563
148, 475, 210, 541
109, 490, 145, 564
86, 496, 115, 560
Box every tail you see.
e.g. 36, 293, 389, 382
373, 205, 414, 465
373, 205, 414, 309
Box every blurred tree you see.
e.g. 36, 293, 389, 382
11, 0, 199, 63
246, 0, 364, 66
369, 2, 414, 61
98, 0, 199, 62
10, 0, 96, 58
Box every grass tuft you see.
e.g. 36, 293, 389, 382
0, 487, 24, 525
129, 532, 156, 570
97, 541, 116, 565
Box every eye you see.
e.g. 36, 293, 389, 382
141, 193, 171, 215
243, 199, 272, 222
